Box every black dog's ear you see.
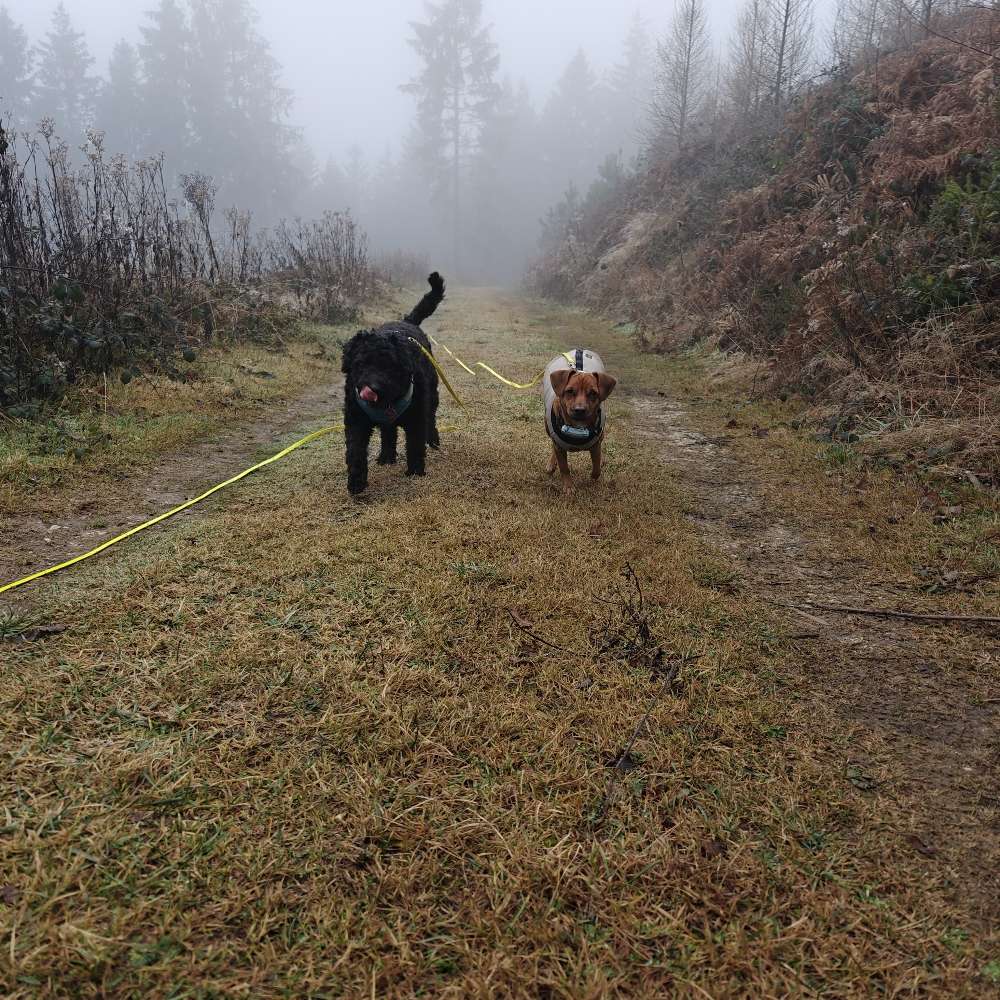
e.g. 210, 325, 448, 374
341, 331, 369, 374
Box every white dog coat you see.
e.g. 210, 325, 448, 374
543, 348, 607, 452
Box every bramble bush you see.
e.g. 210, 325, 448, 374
0, 121, 376, 410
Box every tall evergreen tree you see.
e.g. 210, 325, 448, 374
344, 144, 369, 216
467, 78, 543, 282
540, 49, 602, 198
138, 0, 191, 167
97, 41, 145, 157
32, 3, 97, 138
313, 156, 348, 214
403, 0, 501, 275
606, 10, 655, 161
363, 132, 438, 261
187, 0, 299, 220
0, 6, 33, 124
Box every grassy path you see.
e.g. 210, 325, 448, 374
1, 289, 997, 997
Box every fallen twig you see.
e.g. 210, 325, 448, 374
591, 659, 683, 827
771, 600, 1000, 626
506, 609, 585, 656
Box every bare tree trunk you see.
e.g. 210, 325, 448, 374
650, 0, 711, 151
452, 81, 461, 278
773, 0, 793, 105
767, 0, 814, 108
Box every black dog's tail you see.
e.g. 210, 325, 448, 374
404, 272, 445, 327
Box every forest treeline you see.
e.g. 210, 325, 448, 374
0, 1, 303, 225
0, 0, 656, 283
3, 2, 988, 284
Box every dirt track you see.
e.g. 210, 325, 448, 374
2, 289, 997, 997
631, 391, 999, 923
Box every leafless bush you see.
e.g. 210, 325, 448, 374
374, 250, 431, 286
0, 121, 377, 409
263, 213, 373, 323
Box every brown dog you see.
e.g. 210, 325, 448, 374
543, 349, 617, 495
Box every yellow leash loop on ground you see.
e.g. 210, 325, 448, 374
0, 424, 342, 597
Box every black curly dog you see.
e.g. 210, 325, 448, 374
341, 273, 446, 495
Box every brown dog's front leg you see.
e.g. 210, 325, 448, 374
547, 443, 558, 476
590, 439, 602, 481
554, 446, 574, 495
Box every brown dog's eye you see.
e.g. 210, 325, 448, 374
588, 390, 598, 400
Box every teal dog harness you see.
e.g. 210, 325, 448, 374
355, 382, 414, 425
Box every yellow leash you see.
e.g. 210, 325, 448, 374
0, 424, 342, 597
409, 339, 467, 408
426, 333, 559, 390
1, 324, 560, 598
472, 362, 546, 389
428, 335, 477, 376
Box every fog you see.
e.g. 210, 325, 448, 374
2, 1, 837, 283
11, 1, 753, 160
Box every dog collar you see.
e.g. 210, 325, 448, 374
552, 406, 604, 447
355, 382, 414, 425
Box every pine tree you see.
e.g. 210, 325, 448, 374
97, 41, 144, 157
403, 0, 501, 274
32, 3, 97, 139
466, 78, 542, 282
344, 145, 369, 216
540, 49, 602, 199
314, 156, 349, 214
606, 10, 655, 161
363, 133, 437, 261
650, 0, 712, 151
0, 6, 33, 124
187, 0, 299, 220
137, 0, 191, 168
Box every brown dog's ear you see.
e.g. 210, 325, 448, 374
596, 372, 617, 401
549, 369, 572, 395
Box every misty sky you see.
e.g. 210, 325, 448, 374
11, 1, 834, 162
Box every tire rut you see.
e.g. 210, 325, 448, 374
630, 391, 1000, 926
0, 380, 343, 607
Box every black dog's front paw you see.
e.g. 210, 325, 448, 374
405, 467, 426, 478
377, 452, 398, 466
347, 474, 368, 495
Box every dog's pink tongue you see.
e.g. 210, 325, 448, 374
360, 386, 378, 403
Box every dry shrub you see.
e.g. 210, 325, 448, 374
0, 123, 377, 411
534, 9, 1000, 477
374, 249, 431, 287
